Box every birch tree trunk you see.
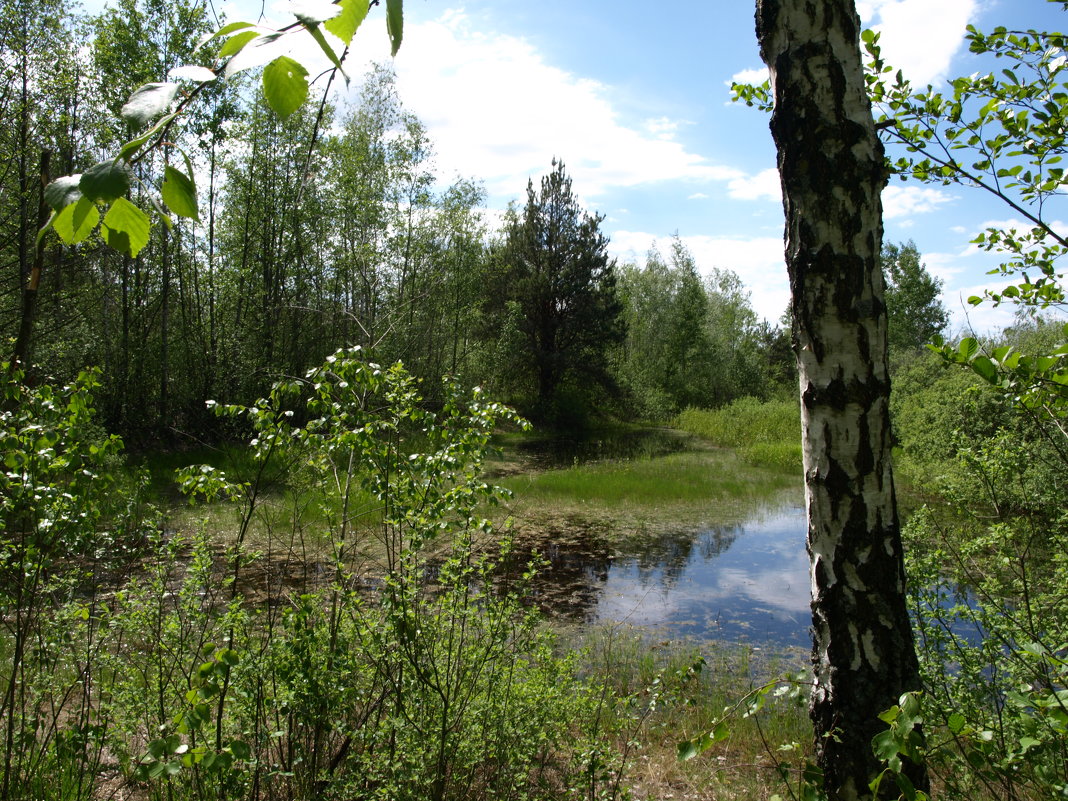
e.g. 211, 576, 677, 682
755, 1, 927, 798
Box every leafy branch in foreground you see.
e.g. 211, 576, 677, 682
38, 0, 403, 259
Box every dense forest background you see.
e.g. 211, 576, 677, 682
2, 0, 958, 442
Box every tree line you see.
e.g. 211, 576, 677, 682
2, 0, 954, 443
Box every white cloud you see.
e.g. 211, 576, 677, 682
610, 231, 789, 323
727, 0, 976, 99
688, 192, 709, 200
644, 117, 683, 139
727, 168, 781, 202
858, 0, 978, 86
915, 251, 967, 284
330, 11, 744, 199
945, 278, 1022, 335
882, 185, 954, 219
728, 67, 769, 86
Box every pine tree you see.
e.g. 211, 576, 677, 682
483, 160, 624, 423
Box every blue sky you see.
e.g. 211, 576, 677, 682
205, 1, 1067, 329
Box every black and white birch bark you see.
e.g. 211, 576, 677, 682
755, 1, 927, 798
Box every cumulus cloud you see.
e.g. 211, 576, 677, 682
882, 185, 954, 219
316, 10, 746, 199
726, 1, 976, 106
858, 0, 978, 86
728, 67, 769, 87
644, 117, 684, 139
727, 168, 781, 203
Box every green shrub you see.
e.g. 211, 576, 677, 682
2, 354, 624, 801
738, 441, 803, 471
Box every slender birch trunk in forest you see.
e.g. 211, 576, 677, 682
755, 1, 927, 798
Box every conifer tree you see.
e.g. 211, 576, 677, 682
483, 160, 624, 423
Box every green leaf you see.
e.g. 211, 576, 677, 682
36, 211, 57, 250
971, 355, 998, 384
894, 771, 918, 801
199, 20, 256, 50
223, 32, 284, 78
947, 712, 966, 734
101, 198, 151, 257
1018, 735, 1041, 753
147, 760, 168, 779
168, 65, 216, 82
958, 337, 979, 360
219, 30, 259, 58
324, 0, 369, 44
262, 56, 309, 119
677, 721, 728, 761
872, 729, 902, 769
147, 738, 168, 758
306, 20, 347, 78
386, 0, 403, 56
53, 197, 100, 244
121, 83, 181, 125
80, 161, 132, 203
44, 175, 83, 210
146, 191, 174, 229
162, 165, 198, 220
228, 739, 251, 760
118, 112, 178, 160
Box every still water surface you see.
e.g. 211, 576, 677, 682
510, 429, 812, 647
589, 505, 811, 647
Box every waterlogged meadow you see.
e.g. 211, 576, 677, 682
0, 361, 818, 801
494, 424, 808, 645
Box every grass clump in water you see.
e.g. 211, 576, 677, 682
567, 625, 812, 801
503, 448, 795, 513
677, 398, 802, 472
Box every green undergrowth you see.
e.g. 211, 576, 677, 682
567, 625, 812, 801
1, 358, 817, 801
676, 398, 802, 472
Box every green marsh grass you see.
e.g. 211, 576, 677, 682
141, 426, 809, 800
677, 398, 803, 472
503, 445, 796, 516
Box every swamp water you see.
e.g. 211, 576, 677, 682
591, 505, 809, 646
501, 430, 812, 648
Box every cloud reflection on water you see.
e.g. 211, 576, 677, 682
593, 505, 811, 645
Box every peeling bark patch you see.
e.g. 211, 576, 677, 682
848, 622, 862, 671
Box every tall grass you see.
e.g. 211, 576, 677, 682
676, 398, 802, 471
